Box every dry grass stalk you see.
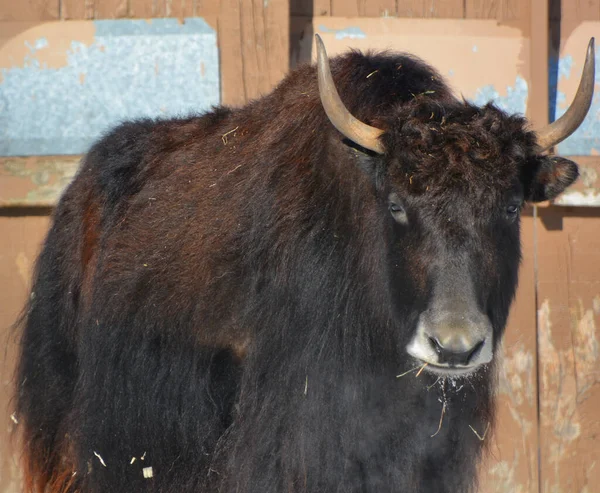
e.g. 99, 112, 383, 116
427, 377, 441, 390
396, 365, 421, 378
415, 363, 428, 377
468, 422, 490, 441
221, 127, 239, 145
430, 400, 446, 438
93, 451, 107, 467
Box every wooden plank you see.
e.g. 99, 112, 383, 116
194, 0, 221, 18
0, 156, 81, 207
330, 0, 395, 17
164, 0, 195, 17
423, 0, 464, 18
0, 0, 59, 21
331, 0, 359, 16
218, 0, 289, 106
536, 208, 600, 493
359, 0, 396, 17
218, 0, 245, 105
398, 0, 464, 18
93, 0, 128, 18
0, 214, 53, 493
528, 0, 548, 129
478, 213, 540, 493
128, 0, 154, 17
60, 0, 95, 19
465, 0, 527, 21
127, 0, 194, 18
397, 0, 424, 17
239, 0, 272, 97
562, 0, 600, 23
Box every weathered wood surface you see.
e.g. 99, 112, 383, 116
218, 0, 289, 105
292, 0, 532, 19
0, 156, 81, 207
0, 0, 289, 107
0, 216, 52, 493
561, 0, 600, 24
0, 0, 59, 21
537, 207, 600, 493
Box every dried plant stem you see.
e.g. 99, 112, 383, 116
415, 363, 428, 377
469, 422, 490, 441
430, 400, 446, 438
396, 365, 421, 378
427, 377, 441, 390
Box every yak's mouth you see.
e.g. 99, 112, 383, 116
416, 360, 486, 377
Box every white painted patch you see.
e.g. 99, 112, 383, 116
143, 466, 153, 478
553, 190, 600, 206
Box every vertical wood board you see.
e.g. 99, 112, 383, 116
0, 216, 52, 493
536, 208, 600, 493
218, 0, 289, 105
0, 0, 59, 21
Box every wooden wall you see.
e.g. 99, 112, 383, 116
0, 0, 289, 106
291, 0, 529, 21
1, 1, 599, 493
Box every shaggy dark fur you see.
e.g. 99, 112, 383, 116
14, 49, 578, 493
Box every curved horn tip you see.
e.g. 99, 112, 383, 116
534, 37, 596, 151
313, 32, 386, 154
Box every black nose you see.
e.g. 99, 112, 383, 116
428, 336, 485, 366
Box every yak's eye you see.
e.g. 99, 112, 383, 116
388, 194, 409, 225
506, 203, 521, 217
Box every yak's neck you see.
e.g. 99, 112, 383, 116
215, 347, 493, 493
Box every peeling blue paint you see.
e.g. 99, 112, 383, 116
470, 76, 528, 116
0, 18, 219, 156
318, 25, 367, 40
558, 55, 573, 80
553, 52, 600, 155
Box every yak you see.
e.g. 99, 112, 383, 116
14, 35, 595, 493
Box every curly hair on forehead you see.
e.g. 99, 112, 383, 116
383, 100, 537, 195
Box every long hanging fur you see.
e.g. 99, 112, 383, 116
14, 48, 577, 493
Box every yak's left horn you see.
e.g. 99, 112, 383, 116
536, 38, 596, 151
315, 34, 386, 154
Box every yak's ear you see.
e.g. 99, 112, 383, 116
523, 155, 579, 202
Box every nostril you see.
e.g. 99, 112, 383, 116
429, 336, 443, 354
466, 339, 485, 364
427, 335, 486, 366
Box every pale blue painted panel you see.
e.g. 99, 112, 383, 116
470, 76, 528, 116
0, 18, 219, 156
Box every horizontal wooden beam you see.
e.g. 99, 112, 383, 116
2, 155, 600, 209
0, 155, 81, 207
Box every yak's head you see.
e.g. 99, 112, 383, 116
315, 35, 595, 377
